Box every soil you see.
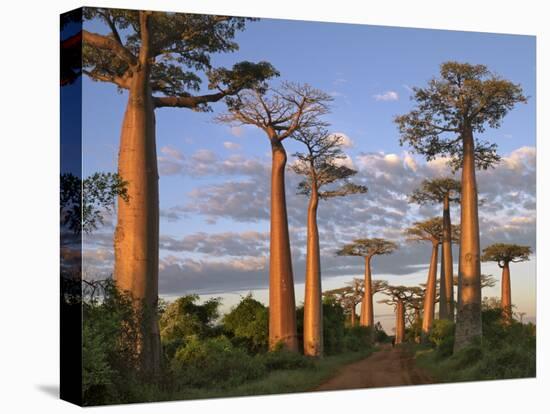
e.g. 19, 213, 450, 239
315, 344, 433, 391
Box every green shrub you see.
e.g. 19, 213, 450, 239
171, 335, 266, 388
428, 319, 455, 358
343, 326, 373, 352
222, 294, 268, 353
261, 349, 315, 370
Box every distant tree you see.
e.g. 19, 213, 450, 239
83, 8, 278, 372
481, 243, 532, 323
396, 61, 526, 350
222, 294, 268, 352
61, 172, 128, 234
410, 177, 461, 320
218, 82, 333, 352
379, 286, 416, 345
292, 128, 367, 356
337, 239, 397, 328
405, 217, 459, 338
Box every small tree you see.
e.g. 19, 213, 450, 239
410, 177, 461, 320
223, 294, 268, 352
379, 286, 416, 345
292, 128, 367, 356
396, 61, 526, 350
218, 83, 333, 352
481, 243, 532, 323
405, 218, 459, 338
337, 239, 397, 328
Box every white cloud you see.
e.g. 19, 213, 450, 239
223, 141, 241, 150
330, 132, 354, 148
373, 90, 399, 101
160, 145, 184, 161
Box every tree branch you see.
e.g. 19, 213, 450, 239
153, 92, 226, 109
82, 69, 130, 89
82, 30, 137, 66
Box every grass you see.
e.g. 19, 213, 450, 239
166, 348, 377, 401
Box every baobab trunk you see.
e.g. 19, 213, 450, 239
360, 256, 374, 327
501, 262, 512, 323
455, 127, 482, 351
395, 300, 405, 345
439, 194, 455, 320
303, 184, 323, 356
350, 306, 356, 327
268, 140, 298, 352
422, 242, 439, 338
113, 46, 161, 373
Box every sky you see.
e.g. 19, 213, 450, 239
74, 13, 536, 332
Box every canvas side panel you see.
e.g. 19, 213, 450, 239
60, 7, 83, 407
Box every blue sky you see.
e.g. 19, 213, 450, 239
77, 14, 536, 330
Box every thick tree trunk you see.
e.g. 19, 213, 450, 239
303, 186, 323, 357
454, 127, 482, 351
360, 256, 374, 327
114, 12, 160, 374
422, 242, 439, 337
395, 300, 405, 345
439, 195, 455, 320
268, 140, 298, 352
113, 65, 160, 374
501, 262, 512, 323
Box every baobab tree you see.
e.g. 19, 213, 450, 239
337, 239, 397, 328
82, 8, 278, 371
396, 61, 526, 350
410, 177, 461, 320
481, 243, 532, 323
405, 218, 459, 338
292, 128, 367, 356
218, 83, 333, 351
379, 285, 416, 345
324, 278, 387, 328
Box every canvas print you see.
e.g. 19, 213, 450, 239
60, 6, 536, 406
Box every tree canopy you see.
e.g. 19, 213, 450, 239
291, 128, 367, 199
218, 82, 333, 141
336, 238, 398, 258
481, 243, 532, 267
405, 217, 460, 245
82, 8, 278, 109
395, 61, 527, 170
409, 177, 461, 204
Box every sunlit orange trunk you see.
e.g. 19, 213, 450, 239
350, 306, 356, 327
269, 140, 298, 352
395, 299, 405, 345
113, 12, 160, 374
303, 184, 323, 356
455, 127, 482, 351
501, 262, 512, 323
439, 194, 455, 320
422, 242, 439, 337
360, 256, 374, 327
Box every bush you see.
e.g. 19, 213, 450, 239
222, 294, 268, 353
342, 326, 373, 352
428, 319, 455, 358
171, 335, 266, 388
261, 348, 315, 370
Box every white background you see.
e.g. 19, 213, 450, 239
0, 0, 547, 412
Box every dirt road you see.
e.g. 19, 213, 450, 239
315, 345, 433, 391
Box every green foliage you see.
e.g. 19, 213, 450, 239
374, 322, 390, 343
159, 295, 221, 360
342, 326, 373, 352
60, 172, 128, 234
322, 301, 346, 355
396, 61, 526, 171
337, 238, 398, 257
222, 294, 268, 352
428, 319, 455, 358
405, 216, 460, 243
170, 335, 266, 389
261, 349, 315, 370
416, 309, 536, 382
481, 243, 532, 266
409, 177, 461, 205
